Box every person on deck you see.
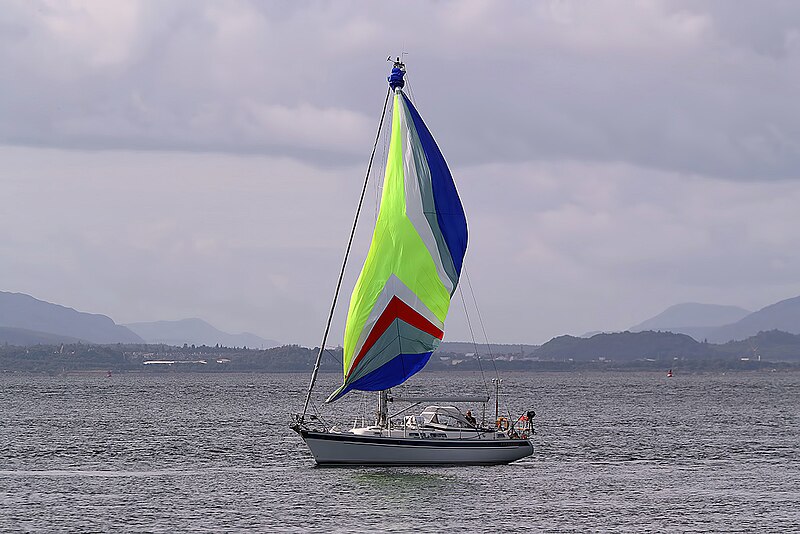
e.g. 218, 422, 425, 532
465, 410, 477, 427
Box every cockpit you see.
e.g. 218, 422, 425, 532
419, 406, 474, 429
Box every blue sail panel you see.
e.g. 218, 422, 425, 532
328, 352, 433, 403
401, 93, 468, 276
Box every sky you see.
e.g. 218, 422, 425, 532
2, 1, 800, 346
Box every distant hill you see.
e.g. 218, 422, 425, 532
580, 330, 618, 338
0, 326, 86, 346
713, 330, 800, 361
536, 331, 711, 361
631, 303, 751, 334
125, 318, 280, 348
0, 292, 143, 344
628, 298, 800, 343
533, 328, 800, 362
703, 296, 800, 343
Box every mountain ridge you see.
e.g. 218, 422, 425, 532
0, 326, 88, 346
707, 296, 800, 342
632, 296, 800, 343
0, 291, 142, 344
125, 318, 280, 348
631, 303, 751, 332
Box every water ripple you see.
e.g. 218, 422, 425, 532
1, 371, 798, 532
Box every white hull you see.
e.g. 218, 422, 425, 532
299, 430, 533, 466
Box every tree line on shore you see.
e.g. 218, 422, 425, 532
2, 328, 799, 374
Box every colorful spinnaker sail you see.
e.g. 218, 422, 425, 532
326, 66, 467, 403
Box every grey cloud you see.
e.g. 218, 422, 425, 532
1, 1, 799, 180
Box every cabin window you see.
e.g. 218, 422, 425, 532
439, 415, 463, 428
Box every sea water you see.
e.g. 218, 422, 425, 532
1, 371, 798, 533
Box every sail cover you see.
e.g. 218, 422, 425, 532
326, 86, 468, 403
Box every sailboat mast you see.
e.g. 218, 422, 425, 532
300, 85, 392, 419
377, 390, 389, 428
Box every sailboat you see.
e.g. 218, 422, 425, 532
290, 60, 534, 466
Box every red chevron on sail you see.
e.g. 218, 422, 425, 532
345, 296, 443, 380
